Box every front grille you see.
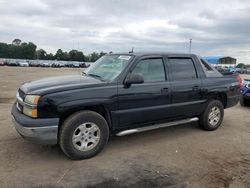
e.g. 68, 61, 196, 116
18, 89, 25, 100
16, 101, 23, 112
16, 89, 25, 113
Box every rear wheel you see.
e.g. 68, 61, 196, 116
59, 110, 109, 160
199, 100, 224, 131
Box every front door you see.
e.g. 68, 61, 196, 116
116, 57, 171, 129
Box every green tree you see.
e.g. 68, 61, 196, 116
62, 52, 69, 61
99, 51, 106, 58
69, 50, 85, 61
0, 39, 107, 61
0, 42, 10, 58
55, 49, 64, 60
236, 63, 245, 69
12, 39, 22, 46
47, 53, 54, 60
20, 42, 37, 59
36, 49, 47, 60
88, 52, 99, 62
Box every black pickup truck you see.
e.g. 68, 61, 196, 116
11, 53, 241, 159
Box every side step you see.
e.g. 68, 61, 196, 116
116, 117, 199, 136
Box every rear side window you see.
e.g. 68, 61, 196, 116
132, 58, 165, 82
169, 58, 197, 80
201, 59, 213, 71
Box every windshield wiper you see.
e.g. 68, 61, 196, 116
82, 71, 87, 76
87, 73, 105, 81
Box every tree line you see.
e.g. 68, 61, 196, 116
0, 39, 106, 62
236, 63, 250, 69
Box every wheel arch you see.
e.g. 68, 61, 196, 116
58, 105, 113, 132
208, 92, 227, 108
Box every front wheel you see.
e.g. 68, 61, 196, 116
59, 110, 109, 160
199, 100, 224, 131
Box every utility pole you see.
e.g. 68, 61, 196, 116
189, 38, 192, 53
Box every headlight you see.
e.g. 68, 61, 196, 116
23, 106, 38, 118
23, 95, 40, 118
24, 95, 40, 105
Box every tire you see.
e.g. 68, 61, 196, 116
199, 100, 224, 131
59, 110, 109, 160
240, 95, 246, 106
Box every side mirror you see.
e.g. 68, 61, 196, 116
124, 73, 144, 86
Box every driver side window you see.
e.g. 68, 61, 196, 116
132, 58, 166, 82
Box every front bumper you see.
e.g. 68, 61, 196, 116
243, 93, 250, 100
11, 104, 59, 145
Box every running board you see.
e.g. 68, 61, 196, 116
116, 117, 199, 136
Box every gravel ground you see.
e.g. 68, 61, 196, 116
0, 67, 250, 188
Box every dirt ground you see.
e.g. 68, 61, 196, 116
0, 67, 250, 188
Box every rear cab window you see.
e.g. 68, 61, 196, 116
200, 59, 213, 71
199, 58, 222, 77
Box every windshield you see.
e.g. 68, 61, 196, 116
85, 55, 132, 81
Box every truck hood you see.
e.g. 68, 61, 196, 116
20, 75, 105, 95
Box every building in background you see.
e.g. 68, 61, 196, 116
203, 56, 237, 67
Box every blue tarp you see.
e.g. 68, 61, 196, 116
202, 56, 222, 64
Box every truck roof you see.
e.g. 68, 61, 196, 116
110, 52, 197, 57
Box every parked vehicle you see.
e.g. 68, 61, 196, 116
7, 60, 19, 66
17, 61, 29, 67
41, 62, 51, 67
29, 61, 40, 67
214, 66, 234, 75
64, 62, 72, 67
229, 67, 236, 73
0, 60, 6, 66
240, 79, 250, 106
72, 62, 80, 68
51, 61, 64, 68
236, 68, 247, 74
11, 53, 241, 160
79, 62, 90, 68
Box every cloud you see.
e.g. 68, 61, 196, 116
0, 0, 250, 63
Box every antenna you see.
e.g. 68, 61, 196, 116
189, 39, 192, 53
129, 47, 134, 53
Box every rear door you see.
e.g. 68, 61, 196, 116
168, 56, 203, 118
116, 56, 171, 129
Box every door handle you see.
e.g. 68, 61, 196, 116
161, 88, 169, 93
192, 85, 200, 91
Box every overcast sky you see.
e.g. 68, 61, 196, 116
0, 0, 250, 63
